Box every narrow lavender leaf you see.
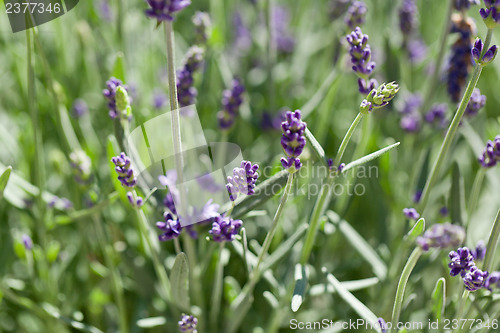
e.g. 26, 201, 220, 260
170, 252, 190, 311
342, 142, 400, 174
291, 264, 308, 312
431, 278, 446, 321
0, 166, 12, 200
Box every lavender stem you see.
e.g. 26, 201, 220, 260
209, 243, 226, 331
483, 209, 500, 273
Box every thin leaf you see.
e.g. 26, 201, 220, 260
325, 271, 380, 330
0, 166, 12, 200
342, 142, 401, 174
449, 162, 464, 225
291, 264, 308, 312
111, 52, 126, 82
309, 277, 379, 296
229, 170, 289, 218
327, 211, 387, 280
305, 128, 327, 164
137, 317, 167, 328
263, 291, 279, 309
261, 224, 308, 272
170, 252, 190, 311
405, 218, 425, 242
431, 278, 446, 321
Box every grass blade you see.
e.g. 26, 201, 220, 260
342, 142, 401, 174
431, 278, 446, 321
449, 162, 464, 225
0, 166, 12, 200
170, 252, 190, 311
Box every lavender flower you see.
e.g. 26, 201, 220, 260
209, 215, 243, 242
217, 79, 245, 130
463, 266, 489, 291
145, 0, 191, 22
480, 1, 500, 28
416, 223, 465, 251
346, 27, 377, 94
192, 11, 211, 45
329, 0, 351, 20
152, 90, 168, 110
448, 247, 475, 276
403, 208, 420, 220
157, 212, 182, 241
400, 113, 421, 133
464, 88, 486, 116
440, 206, 449, 216
407, 39, 428, 64
97, 0, 113, 21
48, 196, 74, 211
280, 110, 307, 172
413, 190, 422, 203
399, 0, 418, 38
359, 82, 400, 113
177, 46, 205, 108
447, 14, 475, 102
22, 234, 33, 250
478, 135, 500, 168
484, 271, 500, 290
226, 161, 259, 201
471, 240, 486, 261
103, 77, 129, 119
377, 318, 388, 333
111, 152, 137, 188
178, 313, 198, 333
471, 38, 498, 65
163, 192, 177, 215
70, 150, 92, 185
72, 99, 88, 118
425, 103, 447, 126
345, 1, 367, 29
272, 5, 295, 53
127, 192, 144, 208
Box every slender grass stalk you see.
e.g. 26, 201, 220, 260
483, 209, 500, 273
419, 0, 454, 115
389, 247, 422, 332
334, 112, 365, 167
467, 168, 486, 220
92, 215, 128, 333
26, 29, 47, 246
210, 243, 226, 331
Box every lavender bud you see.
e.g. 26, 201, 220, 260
399, 0, 418, 38
127, 192, 144, 208
463, 266, 489, 291
192, 11, 211, 45
157, 212, 182, 241
471, 240, 486, 261
416, 223, 465, 251
209, 215, 243, 242
178, 313, 198, 333
177, 46, 205, 108
280, 110, 307, 172
22, 234, 33, 250
360, 82, 400, 113
481, 44, 498, 64
226, 160, 259, 201
111, 152, 137, 188
345, 1, 367, 30
72, 99, 88, 118
454, 0, 480, 11
448, 247, 475, 276
403, 208, 420, 220
115, 86, 131, 119
217, 79, 245, 130
471, 38, 483, 63
478, 135, 500, 168
103, 77, 130, 120
484, 271, 500, 290
329, 0, 351, 20
465, 88, 486, 116
145, 0, 191, 22
425, 103, 447, 126
378, 318, 388, 333
480, 1, 500, 29
70, 150, 92, 185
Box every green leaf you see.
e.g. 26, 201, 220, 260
342, 142, 400, 174
431, 278, 446, 321
0, 166, 12, 200
261, 224, 308, 272
325, 271, 380, 330
305, 128, 327, 164
405, 218, 425, 242
46, 241, 61, 263
111, 52, 126, 82
327, 211, 387, 280
170, 252, 190, 311
229, 170, 289, 218
309, 277, 379, 296
263, 291, 279, 309
449, 162, 464, 225
291, 264, 308, 312
137, 317, 167, 328
228, 292, 254, 333
224, 276, 241, 304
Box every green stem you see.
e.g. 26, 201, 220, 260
419, 0, 454, 115
92, 216, 128, 333
210, 243, 226, 331
418, 64, 484, 213
389, 247, 422, 333
27, 29, 47, 247
334, 112, 364, 167
467, 168, 486, 220
483, 209, 500, 273
452, 290, 470, 333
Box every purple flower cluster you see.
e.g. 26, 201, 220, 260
280, 110, 307, 171
480, 1, 500, 28
345, 1, 367, 30
22, 234, 33, 250
127, 192, 144, 208
465, 88, 486, 116
399, 94, 422, 133
177, 46, 205, 108
111, 152, 137, 188
157, 212, 182, 241
346, 27, 378, 94
454, 0, 479, 11
72, 99, 88, 118
226, 161, 259, 201
471, 240, 486, 261
217, 79, 245, 130
399, 0, 418, 38
484, 272, 500, 290
448, 246, 497, 291
145, 0, 191, 22
329, 0, 351, 20
464, 266, 489, 291
471, 38, 498, 65
209, 215, 243, 242
163, 192, 177, 215
447, 15, 475, 103
48, 196, 73, 211
403, 207, 420, 220
478, 135, 500, 168
449, 247, 475, 277
70, 150, 92, 185
103, 77, 129, 119
192, 11, 211, 45
359, 82, 400, 113
416, 223, 465, 251
272, 5, 295, 53
152, 90, 168, 110
424, 103, 447, 127
178, 313, 198, 333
